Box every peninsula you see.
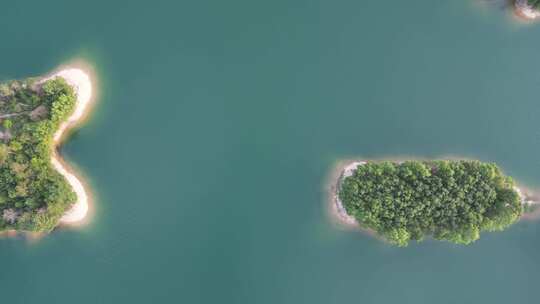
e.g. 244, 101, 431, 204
333, 160, 525, 246
515, 0, 540, 20
0, 66, 94, 233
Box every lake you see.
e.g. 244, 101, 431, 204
1, 0, 540, 303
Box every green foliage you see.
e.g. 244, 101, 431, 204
339, 161, 522, 246
3, 119, 12, 130
528, 0, 540, 9
0, 145, 7, 166
0, 77, 77, 232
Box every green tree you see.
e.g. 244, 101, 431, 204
339, 160, 522, 246
0, 77, 77, 232
3, 119, 12, 130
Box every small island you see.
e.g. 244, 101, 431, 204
515, 0, 540, 20
0, 66, 94, 234
333, 160, 528, 246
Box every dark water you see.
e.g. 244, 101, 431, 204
1, 0, 540, 303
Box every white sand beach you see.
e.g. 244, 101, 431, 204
41, 68, 94, 224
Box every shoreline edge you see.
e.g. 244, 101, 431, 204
40, 64, 97, 225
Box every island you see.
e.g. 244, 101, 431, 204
515, 0, 540, 20
0, 66, 94, 234
333, 160, 529, 246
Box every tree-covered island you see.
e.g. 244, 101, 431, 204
0, 77, 78, 233
338, 161, 523, 246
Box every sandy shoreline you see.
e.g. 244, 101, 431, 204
40, 67, 95, 225
331, 161, 365, 227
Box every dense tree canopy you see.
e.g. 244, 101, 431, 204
0, 77, 76, 232
339, 161, 522, 246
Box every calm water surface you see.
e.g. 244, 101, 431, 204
1, 1, 540, 303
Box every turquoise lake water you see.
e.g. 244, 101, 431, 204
1, 0, 540, 303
